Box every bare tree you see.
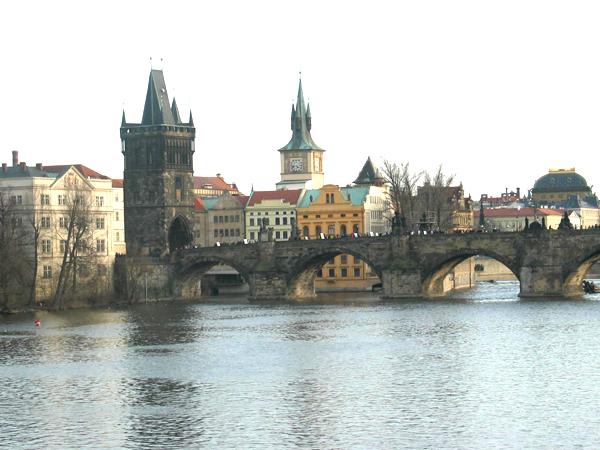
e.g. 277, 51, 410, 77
0, 193, 31, 311
52, 181, 95, 309
381, 160, 422, 231
417, 165, 458, 231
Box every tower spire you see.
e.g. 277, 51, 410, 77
279, 76, 322, 151
121, 110, 127, 127
141, 70, 175, 125
171, 98, 181, 124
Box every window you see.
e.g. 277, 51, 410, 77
328, 268, 335, 277
41, 194, 50, 205
43, 265, 52, 279
115, 194, 119, 202
283, 217, 288, 225
225, 229, 229, 237
96, 239, 105, 252
353, 224, 360, 234
302, 226, 309, 237
115, 212, 119, 221
96, 217, 105, 229
116, 232, 120, 242
95, 196, 104, 207
250, 218, 255, 226
214, 216, 219, 224
341, 268, 348, 277
214, 229, 218, 237
218, 216, 223, 223
317, 269, 323, 278
225, 216, 229, 223
236, 229, 240, 237
275, 231, 281, 239
275, 217, 280, 225
263, 218, 270, 226
341, 255, 348, 264
41, 239, 51, 253
283, 231, 288, 239
316, 225, 322, 236
59, 217, 68, 228
328, 225, 335, 236
354, 267, 361, 277
340, 224, 347, 236
175, 177, 182, 201
60, 240, 66, 253
235, 215, 240, 222
219, 229, 224, 237
41, 217, 51, 228
250, 231, 255, 240
354, 256, 361, 263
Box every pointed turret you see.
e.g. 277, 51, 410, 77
141, 69, 175, 125
354, 157, 385, 186
188, 111, 194, 126
171, 98, 182, 124
279, 78, 322, 151
121, 110, 127, 127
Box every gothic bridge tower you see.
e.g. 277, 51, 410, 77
120, 70, 195, 256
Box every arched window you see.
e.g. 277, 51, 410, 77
316, 225, 322, 237
302, 226, 309, 237
353, 224, 360, 234
175, 177, 183, 201
340, 224, 347, 236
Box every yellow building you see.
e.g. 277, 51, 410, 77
296, 184, 387, 291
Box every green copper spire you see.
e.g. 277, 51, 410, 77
279, 78, 323, 151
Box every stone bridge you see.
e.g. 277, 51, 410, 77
127, 230, 600, 300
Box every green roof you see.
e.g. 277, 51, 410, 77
298, 186, 369, 208
201, 197, 220, 210
532, 170, 590, 193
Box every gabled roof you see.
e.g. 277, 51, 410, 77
193, 176, 238, 191
43, 164, 110, 180
112, 179, 123, 188
354, 157, 384, 185
279, 78, 323, 151
297, 186, 369, 208
247, 189, 302, 207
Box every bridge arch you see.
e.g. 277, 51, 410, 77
286, 245, 383, 298
562, 245, 600, 297
421, 248, 519, 298
174, 255, 253, 299
168, 215, 193, 252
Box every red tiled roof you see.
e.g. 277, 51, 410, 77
194, 197, 206, 211
193, 176, 236, 191
238, 195, 250, 207
474, 207, 563, 218
43, 164, 110, 180
112, 179, 123, 188
247, 189, 302, 207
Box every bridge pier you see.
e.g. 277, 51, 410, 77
519, 265, 577, 298
381, 269, 423, 299
247, 272, 290, 301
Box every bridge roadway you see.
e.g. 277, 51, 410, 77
130, 230, 600, 300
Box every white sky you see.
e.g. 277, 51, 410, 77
2, 0, 600, 198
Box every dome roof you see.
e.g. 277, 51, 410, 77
532, 169, 590, 193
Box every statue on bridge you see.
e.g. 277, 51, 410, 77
558, 211, 573, 230
259, 217, 274, 242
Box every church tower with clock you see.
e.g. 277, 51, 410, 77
276, 78, 325, 190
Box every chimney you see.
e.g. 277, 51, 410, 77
36, 163, 42, 170
20, 162, 26, 172
517, 187, 521, 197
12, 150, 18, 167
2, 163, 6, 173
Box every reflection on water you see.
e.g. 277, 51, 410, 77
2, 281, 600, 448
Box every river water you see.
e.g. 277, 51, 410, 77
2, 281, 600, 449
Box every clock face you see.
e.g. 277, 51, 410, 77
290, 158, 303, 172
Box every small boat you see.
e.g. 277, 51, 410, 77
582, 280, 600, 294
